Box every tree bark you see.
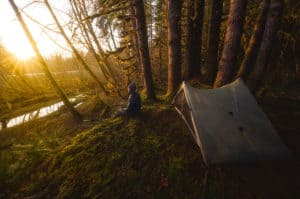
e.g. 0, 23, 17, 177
8, 0, 81, 121
213, 0, 248, 88
184, 0, 204, 80
204, 0, 223, 83
108, 19, 118, 50
129, 5, 142, 73
247, 0, 284, 92
236, 0, 271, 80
133, 0, 156, 99
167, 0, 182, 95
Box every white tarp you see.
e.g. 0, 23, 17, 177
173, 79, 292, 166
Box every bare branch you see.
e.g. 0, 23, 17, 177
84, 6, 129, 21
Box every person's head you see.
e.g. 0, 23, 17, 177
128, 82, 137, 94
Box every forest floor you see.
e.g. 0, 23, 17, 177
0, 90, 299, 199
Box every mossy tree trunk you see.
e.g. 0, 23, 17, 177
184, 0, 204, 80
236, 0, 271, 80
167, 0, 182, 95
204, 0, 223, 83
213, 0, 248, 88
129, 5, 142, 74
247, 0, 284, 92
132, 0, 156, 99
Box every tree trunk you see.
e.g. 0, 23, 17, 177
204, 0, 223, 83
8, 0, 81, 121
236, 0, 271, 80
133, 0, 156, 99
70, 0, 115, 85
184, 0, 204, 80
149, 0, 153, 50
129, 5, 142, 73
213, 0, 248, 88
79, 0, 121, 91
44, 0, 108, 95
167, 0, 182, 95
108, 19, 118, 50
247, 0, 284, 92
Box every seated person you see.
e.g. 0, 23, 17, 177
115, 83, 141, 117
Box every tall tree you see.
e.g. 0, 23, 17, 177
204, 0, 223, 83
184, 0, 204, 80
214, 0, 248, 88
167, 0, 182, 95
44, 0, 108, 95
132, 0, 156, 99
236, 0, 271, 80
247, 0, 284, 91
69, 0, 113, 85
79, 0, 119, 82
129, 5, 142, 73
8, 0, 81, 121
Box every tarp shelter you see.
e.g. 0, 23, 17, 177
173, 79, 292, 166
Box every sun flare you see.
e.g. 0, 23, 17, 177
7, 41, 35, 60
0, 1, 68, 62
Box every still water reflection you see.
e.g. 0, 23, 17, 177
0, 96, 83, 131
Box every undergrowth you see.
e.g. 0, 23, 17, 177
1, 98, 299, 199
17, 105, 206, 199
0, 95, 106, 198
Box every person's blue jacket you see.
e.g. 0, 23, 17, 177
125, 92, 141, 115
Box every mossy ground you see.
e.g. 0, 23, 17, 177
15, 104, 207, 199
0, 94, 105, 198
1, 94, 300, 199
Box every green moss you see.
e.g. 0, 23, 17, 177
13, 104, 208, 198
4, 99, 297, 199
